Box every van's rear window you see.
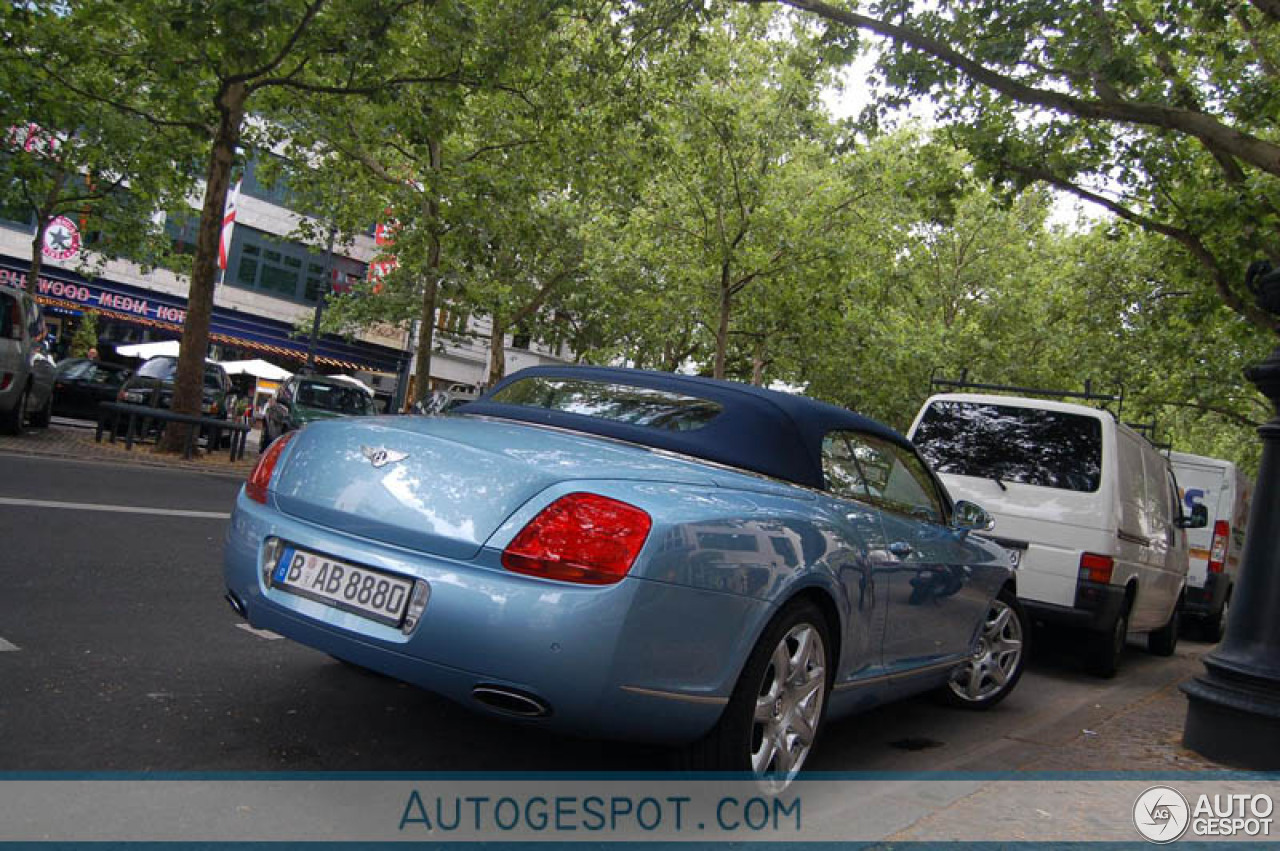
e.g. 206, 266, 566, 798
489, 376, 722, 432
913, 401, 1103, 492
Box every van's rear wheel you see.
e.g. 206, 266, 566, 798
1148, 598, 1181, 657
1203, 592, 1230, 643
1089, 606, 1129, 678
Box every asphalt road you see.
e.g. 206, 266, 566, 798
0, 452, 1209, 772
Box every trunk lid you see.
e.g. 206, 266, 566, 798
271, 414, 722, 560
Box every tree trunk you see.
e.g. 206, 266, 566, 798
488, 313, 506, 387
27, 216, 49, 296
751, 336, 767, 386
160, 81, 246, 453
713, 263, 732, 380
411, 138, 442, 405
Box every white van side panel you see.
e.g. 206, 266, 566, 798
934, 473, 1114, 609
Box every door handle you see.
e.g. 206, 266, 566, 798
889, 541, 914, 559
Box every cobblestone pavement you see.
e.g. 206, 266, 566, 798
0, 418, 259, 475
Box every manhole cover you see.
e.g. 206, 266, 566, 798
890, 737, 944, 751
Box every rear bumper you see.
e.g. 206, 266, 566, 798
1185, 572, 1229, 617
223, 490, 763, 744
1023, 581, 1127, 633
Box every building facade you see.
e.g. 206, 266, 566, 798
0, 153, 571, 411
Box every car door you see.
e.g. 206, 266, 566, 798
819, 431, 893, 682
842, 432, 994, 670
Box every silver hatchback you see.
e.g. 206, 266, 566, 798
0, 284, 56, 434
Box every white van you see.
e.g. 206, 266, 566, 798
908, 393, 1206, 676
1169, 451, 1252, 642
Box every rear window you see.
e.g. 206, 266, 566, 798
0, 293, 17, 340
137, 357, 177, 380
296, 380, 374, 415
489, 376, 723, 432
137, 356, 225, 389
913, 400, 1104, 493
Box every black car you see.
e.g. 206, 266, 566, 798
118, 355, 234, 419
52, 358, 132, 419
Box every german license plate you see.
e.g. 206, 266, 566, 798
272, 546, 412, 626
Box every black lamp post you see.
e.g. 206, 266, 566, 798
1182, 261, 1280, 769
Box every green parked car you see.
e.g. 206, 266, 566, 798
260, 373, 376, 452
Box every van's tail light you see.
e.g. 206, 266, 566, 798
1079, 552, 1115, 584
0, 373, 11, 391
246, 430, 297, 504
1208, 521, 1230, 573
502, 492, 652, 585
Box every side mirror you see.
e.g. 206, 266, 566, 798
952, 499, 996, 533
1177, 504, 1209, 529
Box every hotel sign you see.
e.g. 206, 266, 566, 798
0, 267, 188, 325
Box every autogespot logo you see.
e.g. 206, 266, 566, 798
1134, 786, 1191, 844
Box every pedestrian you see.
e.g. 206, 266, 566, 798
87, 346, 99, 361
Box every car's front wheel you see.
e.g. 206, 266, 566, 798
686, 598, 831, 785
940, 586, 1028, 709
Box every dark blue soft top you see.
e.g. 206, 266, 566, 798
459, 365, 912, 491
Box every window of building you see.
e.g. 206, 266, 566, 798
227, 225, 365, 305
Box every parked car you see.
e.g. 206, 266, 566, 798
909, 392, 1206, 677
52, 358, 132, 420
225, 366, 1025, 781
1170, 451, 1252, 642
0, 283, 56, 435
260, 373, 376, 451
118, 355, 234, 419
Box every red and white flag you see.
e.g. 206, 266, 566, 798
218, 179, 242, 272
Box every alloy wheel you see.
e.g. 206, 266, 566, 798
949, 598, 1024, 702
751, 623, 826, 782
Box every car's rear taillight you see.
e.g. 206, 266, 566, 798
246, 430, 297, 504
0, 373, 11, 391
501, 492, 652, 585
1208, 520, 1230, 573
1079, 552, 1115, 584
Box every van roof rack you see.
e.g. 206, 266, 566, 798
928, 369, 1125, 417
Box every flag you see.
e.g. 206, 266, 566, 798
218, 179, 242, 272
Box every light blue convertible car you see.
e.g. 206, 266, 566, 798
224, 366, 1025, 779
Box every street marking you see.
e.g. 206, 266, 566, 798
0, 496, 230, 519
0, 637, 18, 652
235, 623, 282, 641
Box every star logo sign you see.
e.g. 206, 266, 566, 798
41, 215, 80, 260
1133, 786, 1190, 843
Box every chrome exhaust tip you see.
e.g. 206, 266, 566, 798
224, 591, 247, 619
471, 684, 551, 718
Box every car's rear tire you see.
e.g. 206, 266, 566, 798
939, 586, 1028, 709
28, 389, 51, 428
0, 384, 28, 435
1148, 597, 1181, 657
1089, 604, 1129, 678
684, 598, 831, 785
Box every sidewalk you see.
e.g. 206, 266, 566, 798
0, 419, 259, 475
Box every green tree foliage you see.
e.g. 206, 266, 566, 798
68, 309, 98, 358
0, 2, 199, 292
